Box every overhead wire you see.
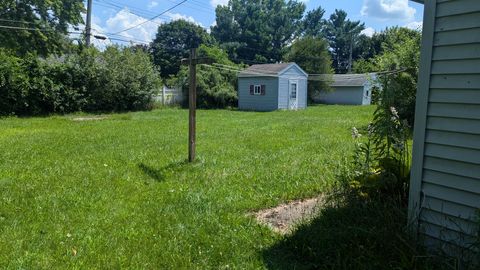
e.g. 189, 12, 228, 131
0, 18, 43, 25
201, 63, 341, 81
110, 0, 188, 35
0, 24, 82, 35
94, 0, 170, 22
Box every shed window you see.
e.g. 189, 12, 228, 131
254, 85, 262, 95
290, 83, 297, 99
250, 84, 266, 96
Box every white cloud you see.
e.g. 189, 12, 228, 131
148, 1, 158, 9
361, 27, 376, 37
165, 12, 196, 23
165, 12, 205, 28
72, 9, 205, 48
361, 0, 416, 21
405, 20, 423, 30
105, 9, 162, 43
210, 0, 229, 8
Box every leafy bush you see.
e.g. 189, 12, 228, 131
168, 45, 240, 109
354, 27, 421, 126
0, 50, 30, 116
0, 47, 161, 116
350, 106, 411, 203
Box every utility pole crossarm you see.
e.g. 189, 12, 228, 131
181, 57, 214, 66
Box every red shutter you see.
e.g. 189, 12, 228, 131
261, 85, 266, 95
249, 85, 254, 95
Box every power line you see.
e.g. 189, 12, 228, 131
0, 24, 149, 45
201, 64, 326, 81
0, 24, 82, 35
111, 0, 188, 35
108, 37, 149, 45
94, 0, 169, 21
0, 18, 42, 25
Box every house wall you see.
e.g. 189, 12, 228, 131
238, 77, 279, 111
408, 0, 480, 257
315, 86, 365, 105
278, 65, 308, 109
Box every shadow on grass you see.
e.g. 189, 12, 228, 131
138, 160, 189, 182
262, 199, 446, 270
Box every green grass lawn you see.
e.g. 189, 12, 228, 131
0, 105, 374, 269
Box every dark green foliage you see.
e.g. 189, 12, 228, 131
211, 0, 305, 63
168, 45, 241, 109
151, 20, 212, 79
0, 50, 28, 115
0, 47, 161, 116
302, 7, 326, 37
283, 37, 333, 100
0, 0, 84, 56
324, 10, 365, 73
354, 27, 421, 126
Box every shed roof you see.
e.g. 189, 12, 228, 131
329, 74, 372, 87
238, 63, 308, 77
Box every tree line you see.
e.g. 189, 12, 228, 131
0, 0, 421, 115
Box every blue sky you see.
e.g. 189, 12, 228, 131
83, 0, 424, 47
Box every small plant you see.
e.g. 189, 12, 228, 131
350, 105, 411, 203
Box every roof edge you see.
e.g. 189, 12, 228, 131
278, 63, 309, 77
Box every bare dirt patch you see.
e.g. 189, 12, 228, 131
253, 196, 324, 234
71, 116, 108, 121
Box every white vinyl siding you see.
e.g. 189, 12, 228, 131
409, 0, 480, 256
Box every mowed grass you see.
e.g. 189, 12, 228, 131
0, 105, 374, 269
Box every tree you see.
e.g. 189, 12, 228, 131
151, 20, 212, 79
354, 27, 420, 67
284, 37, 333, 100
354, 27, 422, 73
168, 45, 242, 108
324, 9, 365, 73
211, 0, 305, 63
0, 0, 84, 56
302, 7, 326, 37
354, 27, 421, 125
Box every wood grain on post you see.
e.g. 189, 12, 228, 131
188, 48, 197, 162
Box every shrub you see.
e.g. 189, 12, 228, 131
353, 27, 421, 126
168, 45, 240, 109
0, 50, 30, 116
0, 47, 161, 116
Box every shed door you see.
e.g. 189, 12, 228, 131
288, 80, 298, 110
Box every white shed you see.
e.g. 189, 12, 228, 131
237, 63, 308, 111
313, 74, 375, 105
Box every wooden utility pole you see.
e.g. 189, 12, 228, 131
187, 48, 197, 162
85, 0, 93, 46
181, 48, 213, 162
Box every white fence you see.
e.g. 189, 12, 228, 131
154, 86, 184, 105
